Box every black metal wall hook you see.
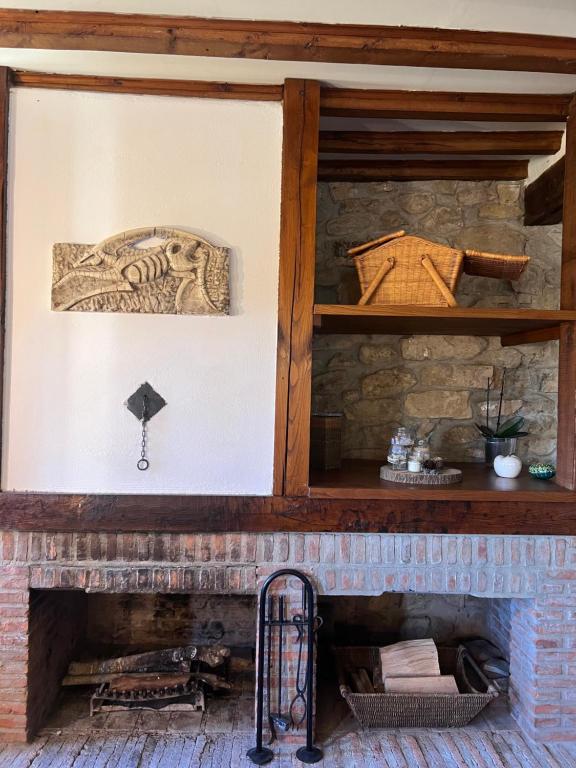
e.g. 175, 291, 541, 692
247, 569, 323, 765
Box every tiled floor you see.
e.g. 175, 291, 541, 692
2, 683, 575, 767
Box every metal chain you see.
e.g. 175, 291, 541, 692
137, 395, 150, 471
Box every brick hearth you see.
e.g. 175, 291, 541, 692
0, 531, 575, 743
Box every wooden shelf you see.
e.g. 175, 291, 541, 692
309, 460, 576, 502
313, 304, 576, 339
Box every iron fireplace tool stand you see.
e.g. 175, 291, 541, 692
247, 569, 323, 765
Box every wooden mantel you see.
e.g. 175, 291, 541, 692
0, 491, 574, 535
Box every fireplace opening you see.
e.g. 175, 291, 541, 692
27, 589, 257, 739
315, 593, 515, 740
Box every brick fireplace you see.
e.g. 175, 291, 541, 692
0, 530, 575, 744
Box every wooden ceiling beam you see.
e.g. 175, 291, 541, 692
524, 155, 565, 225
319, 130, 564, 155
318, 158, 528, 182
2, 10, 576, 74
10, 70, 283, 101
320, 88, 572, 121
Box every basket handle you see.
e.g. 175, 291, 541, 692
358, 257, 395, 306
421, 255, 458, 307
347, 230, 406, 257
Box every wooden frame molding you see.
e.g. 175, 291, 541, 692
3, 10, 576, 74
320, 88, 572, 121
0, 68, 7, 480
557, 96, 576, 490
319, 130, 564, 156
11, 70, 283, 101
317, 158, 528, 182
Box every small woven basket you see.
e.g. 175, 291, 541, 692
463, 249, 529, 280
336, 645, 498, 729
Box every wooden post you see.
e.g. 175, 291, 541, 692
0, 69, 8, 485
274, 79, 319, 497
557, 94, 576, 489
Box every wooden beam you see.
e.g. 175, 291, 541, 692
524, 155, 564, 226
319, 130, 564, 156
0, 492, 575, 534
10, 70, 283, 101
0, 69, 8, 484
320, 88, 572, 121
273, 80, 313, 495
501, 326, 561, 347
281, 80, 320, 497
557, 96, 576, 490
318, 159, 528, 182
3, 10, 576, 74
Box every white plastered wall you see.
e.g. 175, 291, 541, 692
3, 88, 283, 494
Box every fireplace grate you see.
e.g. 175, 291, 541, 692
90, 679, 205, 715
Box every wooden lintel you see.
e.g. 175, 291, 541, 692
0, 492, 575, 534
10, 70, 283, 101
501, 326, 561, 347
320, 88, 572, 121
319, 130, 564, 156
317, 159, 528, 182
3, 11, 576, 74
524, 155, 565, 226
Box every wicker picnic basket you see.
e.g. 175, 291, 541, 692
348, 230, 529, 308
336, 645, 498, 729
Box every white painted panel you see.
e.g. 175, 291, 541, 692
4, 89, 283, 494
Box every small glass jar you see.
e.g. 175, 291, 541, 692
407, 453, 421, 473
414, 439, 430, 462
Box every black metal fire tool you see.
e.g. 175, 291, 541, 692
247, 569, 323, 765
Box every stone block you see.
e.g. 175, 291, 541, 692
452, 224, 526, 254
419, 364, 493, 388
442, 424, 481, 445
344, 399, 399, 425
361, 367, 417, 398
401, 335, 487, 361
358, 343, 397, 365
497, 182, 522, 205
405, 390, 472, 419
398, 192, 435, 214
420, 205, 463, 235
479, 202, 523, 220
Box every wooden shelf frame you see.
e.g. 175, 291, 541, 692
281, 83, 576, 503
313, 304, 576, 340
2, 67, 576, 532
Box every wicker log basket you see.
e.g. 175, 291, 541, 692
336, 645, 499, 729
349, 230, 529, 308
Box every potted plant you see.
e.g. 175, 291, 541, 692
476, 371, 528, 465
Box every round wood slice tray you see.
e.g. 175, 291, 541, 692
379, 465, 463, 485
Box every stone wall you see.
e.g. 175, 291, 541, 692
314, 180, 560, 463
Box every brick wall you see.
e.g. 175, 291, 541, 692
0, 531, 575, 742
27, 590, 86, 739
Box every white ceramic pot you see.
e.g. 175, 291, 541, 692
493, 454, 522, 479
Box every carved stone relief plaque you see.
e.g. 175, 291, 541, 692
52, 227, 230, 315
